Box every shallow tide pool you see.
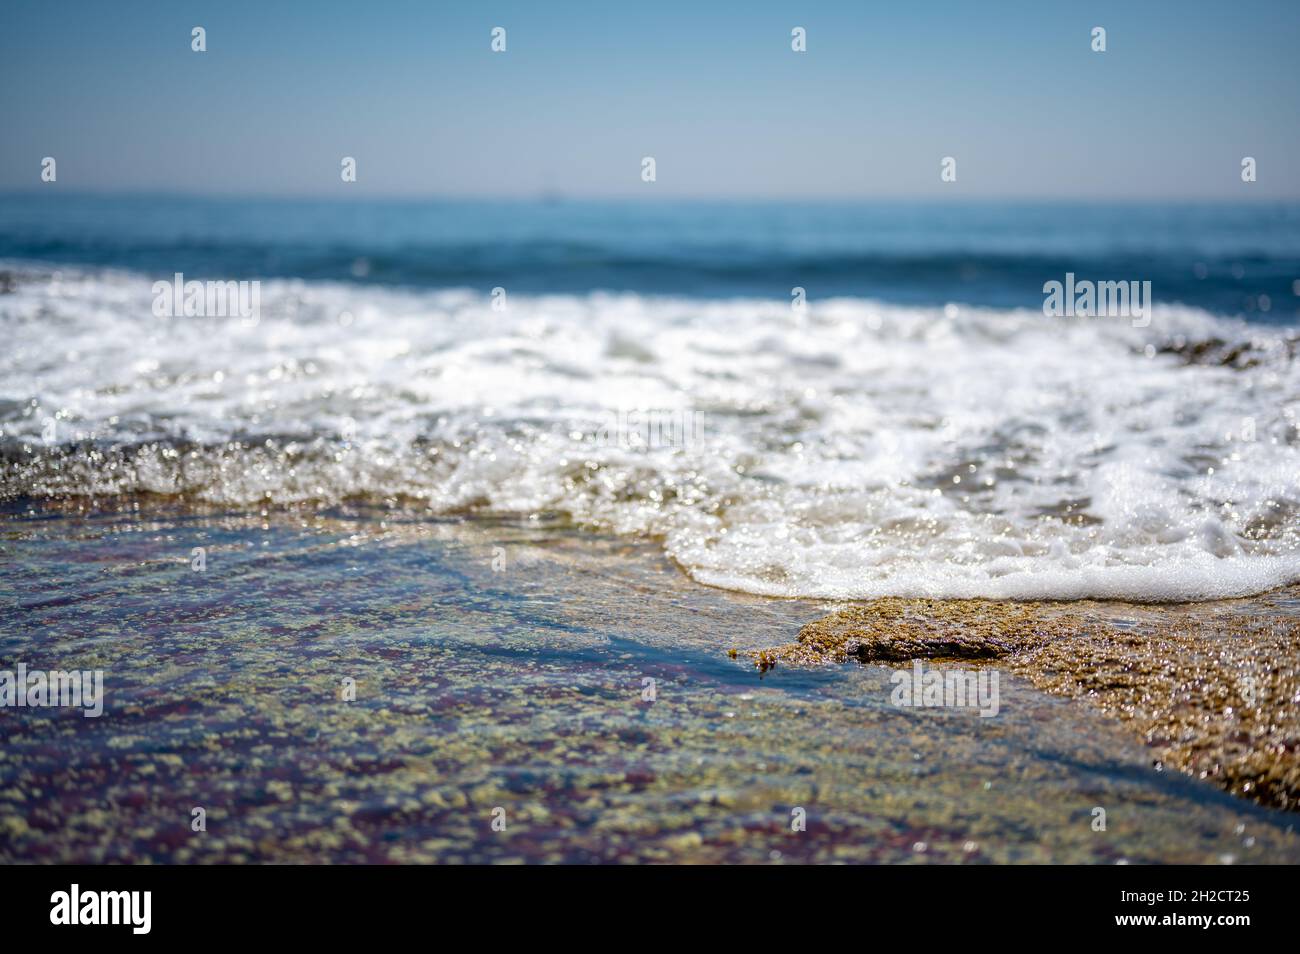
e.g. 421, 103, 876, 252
2, 504, 1297, 863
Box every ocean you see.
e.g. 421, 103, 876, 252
3, 194, 1297, 602
4, 194, 1300, 862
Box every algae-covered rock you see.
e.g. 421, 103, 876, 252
755, 594, 1300, 812
771, 598, 1094, 665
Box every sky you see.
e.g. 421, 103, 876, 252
1, 0, 1298, 200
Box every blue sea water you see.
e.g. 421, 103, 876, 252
1, 193, 1298, 317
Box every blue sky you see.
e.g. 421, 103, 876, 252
2, 0, 1298, 199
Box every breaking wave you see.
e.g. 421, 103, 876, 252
3, 264, 1298, 601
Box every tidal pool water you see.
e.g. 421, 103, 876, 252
2, 503, 1296, 863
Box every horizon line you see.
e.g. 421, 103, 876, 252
4, 188, 1298, 205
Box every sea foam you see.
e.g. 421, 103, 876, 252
2, 264, 1297, 601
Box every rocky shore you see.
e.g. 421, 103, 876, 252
751, 590, 1300, 811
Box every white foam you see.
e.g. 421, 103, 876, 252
2, 263, 1298, 601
